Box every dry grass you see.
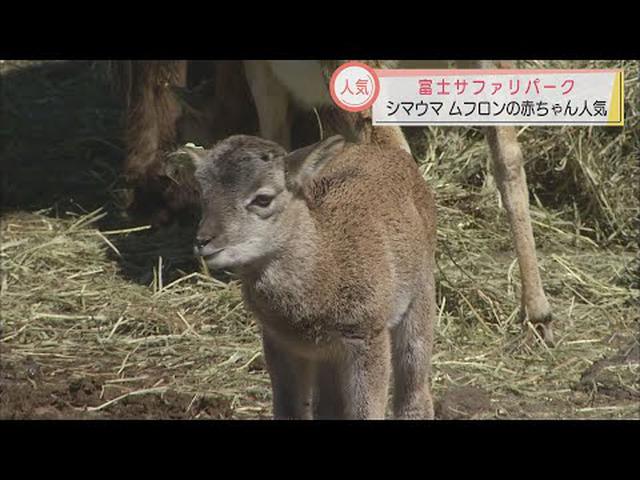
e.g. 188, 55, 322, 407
1, 210, 272, 418
1, 59, 638, 419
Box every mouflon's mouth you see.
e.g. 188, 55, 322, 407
201, 248, 225, 260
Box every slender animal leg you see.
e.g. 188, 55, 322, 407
391, 282, 435, 419
262, 330, 313, 419
337, 332, 391, 419
486, 126, 553, 343
455, 60, 554, 345
243, 60, 292, 149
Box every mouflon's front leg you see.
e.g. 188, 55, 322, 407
336, 331, 392, 420
262, 329, 314, 420
313, 359, 345, 420
391, 286, 435, 419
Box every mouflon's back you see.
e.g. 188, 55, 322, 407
304, 142, 436, 291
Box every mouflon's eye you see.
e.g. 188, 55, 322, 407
251, 194, 273, 208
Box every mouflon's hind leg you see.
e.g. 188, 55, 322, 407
391, 284, 435, 419
262, 330, 314, 420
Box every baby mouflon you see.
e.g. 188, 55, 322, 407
189, 134, 437, 419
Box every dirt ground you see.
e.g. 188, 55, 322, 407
0, 346, 236, 419
1, 60, 638, 420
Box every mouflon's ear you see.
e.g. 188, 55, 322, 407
182, 144, 208, 167
166, 144, 208, 178
284, 135, 346, 193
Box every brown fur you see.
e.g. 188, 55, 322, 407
193, 135, 436, 419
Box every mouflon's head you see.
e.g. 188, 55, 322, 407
186, 134, 345, 272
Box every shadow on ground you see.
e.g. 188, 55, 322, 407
1, 61, 124, 217
0, 61, 242, 285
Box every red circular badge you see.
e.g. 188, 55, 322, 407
329, 62, 380, 112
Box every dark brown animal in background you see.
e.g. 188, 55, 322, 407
108, 60, 257, 226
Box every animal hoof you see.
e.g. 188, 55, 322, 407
520, 310, 555, 348
522, 317, 555, 348
535, 322, 556, 348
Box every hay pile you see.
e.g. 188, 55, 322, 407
1, 59, 638, 418
0, 209, 272, 418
